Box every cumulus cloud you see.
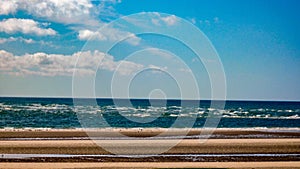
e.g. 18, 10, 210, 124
0, 0, 97, 25
78, 29, 106, 41
151, 12, 179, 26
0, 18, 56, 36
0, 0, 18, 15
0, 1, 140, 45
0, 50, 144, 76
161, 15, 178, 26
78, 28, 141, 45
0, 0, 123, 26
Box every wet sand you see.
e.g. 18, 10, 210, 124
0, 128, 299, 139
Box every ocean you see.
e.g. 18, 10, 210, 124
0, 97, 299, 129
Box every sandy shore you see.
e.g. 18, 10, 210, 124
0, 139, 300, 155
0, 129, 299, 168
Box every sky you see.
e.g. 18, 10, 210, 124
0, 0, 299, 101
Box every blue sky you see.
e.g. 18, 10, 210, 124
0, 0, 299, 101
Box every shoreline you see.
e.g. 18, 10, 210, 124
0, 128, 299, 139
2, 127, 300, 130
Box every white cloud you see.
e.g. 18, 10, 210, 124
0, 0, 97, 25
151, 12, 179, 26
97, 0, 122, 21
0, 0, 18, 15
0, 37, 35, 44
22, 38, 34, 44
0, 1, 140, 46
78, 29, 106, 41
161, 15, 178, 26
0, 18, 56, 36
0, 37, 14, 44
0, 37, 60, 49
0, 0, 123, 26
0, 50, 144, 76
78, 28, 141, 45
144, 64, 168, 75
148, 64, 167, 71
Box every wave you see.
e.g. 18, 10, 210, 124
1, 99, 300, 128
1, 102, 299, 119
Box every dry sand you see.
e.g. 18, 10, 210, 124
0, 139, 299, 154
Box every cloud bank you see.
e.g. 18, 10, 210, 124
0, 50, 144, 77
0, 0, 138, 44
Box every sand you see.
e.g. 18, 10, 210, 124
0, 139, 300, 154
0, 129, 299, 168
0, 128, 299, 138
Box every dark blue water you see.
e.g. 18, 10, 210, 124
0, 97, 299, 129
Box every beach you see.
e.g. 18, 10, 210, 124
0, 128, 300, 168
1, 98, 300, 168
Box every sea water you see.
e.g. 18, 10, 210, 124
0, 97, 299, 129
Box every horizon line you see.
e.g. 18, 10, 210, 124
0, 95, 299, 102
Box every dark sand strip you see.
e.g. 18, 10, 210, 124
1, 153, 300, 162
